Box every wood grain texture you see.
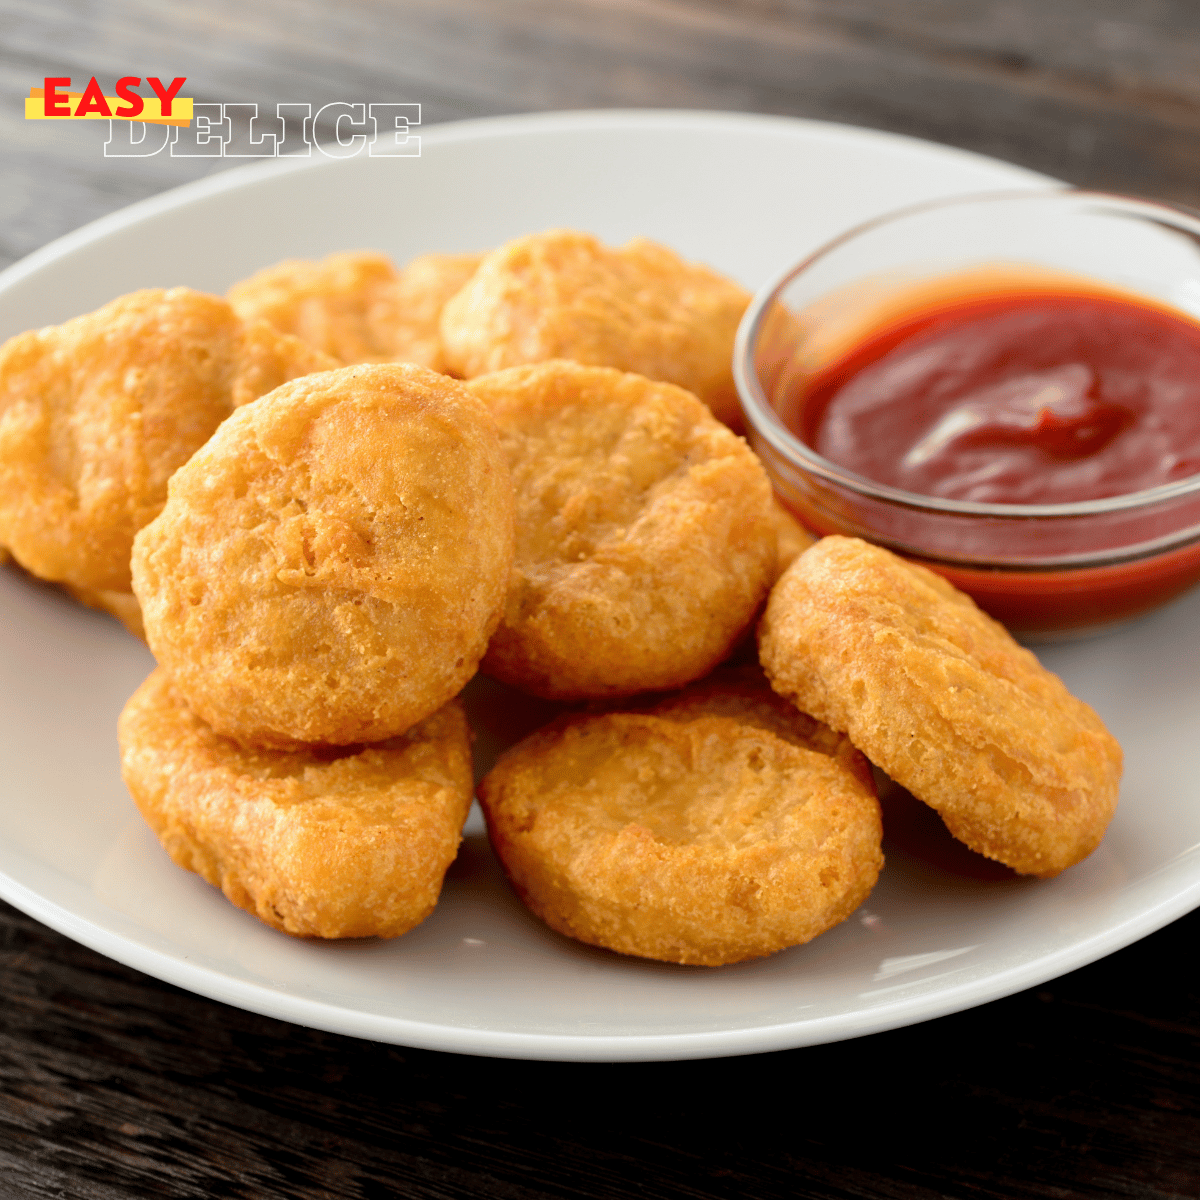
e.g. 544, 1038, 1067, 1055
2, 1, 1199, 1195
3, 0, 1200, 271
2, 897, 1198, 1199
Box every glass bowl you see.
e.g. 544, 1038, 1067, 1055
733, 189, 1200, 641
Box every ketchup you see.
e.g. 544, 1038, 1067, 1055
798, 291, 1200, 505
760, 271, 1200, 635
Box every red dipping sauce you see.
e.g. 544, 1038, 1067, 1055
752, 270, 1200, 637
801, 292, 1200, 505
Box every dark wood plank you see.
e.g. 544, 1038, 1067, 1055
2, 896, 1198, 1199
3, 0, 1200, 273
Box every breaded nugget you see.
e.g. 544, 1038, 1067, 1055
227, 252, 401, 365
466, 361, 775, 700
391, 252, 484, 372
228, 250, 482, 372
653, 663, 874, 788
133, 363, 515, 749
0, 288, 335, 593
758, 537, 1123, 877
120, 668, 473, 938
478, 694, 883, 966
441, 230, 750, 425
235, 315, 341, 406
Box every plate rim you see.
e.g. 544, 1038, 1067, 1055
5, 852, 1199, 1061
1, 107, 1194, 1062
0, 107, 1056, 298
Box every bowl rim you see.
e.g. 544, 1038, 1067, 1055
733, 187, 1200, 521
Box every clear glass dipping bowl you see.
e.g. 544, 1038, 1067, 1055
733, 189, 1200, 640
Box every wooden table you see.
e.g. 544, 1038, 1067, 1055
2, 3, 1198, 1196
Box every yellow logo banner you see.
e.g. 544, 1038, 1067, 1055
26, 86, 192, 126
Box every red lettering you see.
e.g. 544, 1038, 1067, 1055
43, 77, 71, 117
147, 76, 186, 117
115, 76, 144, 118
73, 76, 112, 118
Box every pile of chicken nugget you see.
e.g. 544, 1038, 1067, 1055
0, 230, 1123, 966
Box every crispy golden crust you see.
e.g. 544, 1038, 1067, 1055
652, 664, 875, 791
227, 252, 401, 365
132, 362, 515, 748
478, 700, 883, 966
119, 669, 473, 938
0, 288, 334, 593
441, 230, 750, 425
758, 537, 1123, 877
391, 253, 484, 372
467, 361, 775, 700
232, 316, 342, 407
227, 250, 483, 372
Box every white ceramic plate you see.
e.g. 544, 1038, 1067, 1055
2, 111, 1198, 1062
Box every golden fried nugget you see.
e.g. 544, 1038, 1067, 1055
441, 230, 750, 425
133, 363, 515, 749
0, 288, 335, 593
119, 668, 473, 938
653, 663, 874, 788
769, 498, 816, 580
466, 361, 775, 701
228, 250, 483, 372
391, 252, 484, 372
227, 252, 400, 365
234, 315, 341, 406
479, 698, 883, 966
758, 537, 1123, 877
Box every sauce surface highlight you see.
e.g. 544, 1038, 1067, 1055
798, 290, 1200, 504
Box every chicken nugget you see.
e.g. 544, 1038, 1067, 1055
758, 536, 1123, 877
133, 362, 515, 748
478, 696, 883, 966
119, 668, 473, 938
653, 663, 874, 787
390, 252, 485, 372
0, 288, 335, 594
441, 230, 750, 426
466, 361, 775, 701
227, 252, 400, 364
228, 250, 482, 372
